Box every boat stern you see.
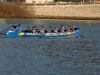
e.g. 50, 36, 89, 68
6, 31, 23, 37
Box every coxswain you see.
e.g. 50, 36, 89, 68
12, 24, 22, 32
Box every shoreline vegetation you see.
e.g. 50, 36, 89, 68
0, 4, 100, 20
0, 3, 34, 18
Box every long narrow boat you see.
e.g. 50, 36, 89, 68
6, 30, 80, 38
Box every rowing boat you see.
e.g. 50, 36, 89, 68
6, 30, 80, 38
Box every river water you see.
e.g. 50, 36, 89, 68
0, 19, 100, 75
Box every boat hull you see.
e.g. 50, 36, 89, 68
6, 30, 80, 38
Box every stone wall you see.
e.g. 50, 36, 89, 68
27, 4, 100, 18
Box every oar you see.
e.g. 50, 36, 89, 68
75, 31, 84, 38
1, 26, 12, 33
45, 33, 62, 38
48, 33, 56, 38
0, 32, 6, 35
38, 32, 48, 38
42, 33, 50, 38
73, 30, 84, 38
0, 26, 12, 35
78, 33, 84, 38
39, 32, 55, 38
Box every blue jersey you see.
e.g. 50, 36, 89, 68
47, 29, 52, 33
59, 28, 64, 32
15, 26, 22, 32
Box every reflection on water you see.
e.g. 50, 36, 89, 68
0, 19, 100, 75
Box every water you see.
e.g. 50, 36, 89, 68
0, 19, 100, 75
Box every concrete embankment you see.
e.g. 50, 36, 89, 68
27, 4, 100, 19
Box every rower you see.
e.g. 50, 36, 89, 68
22, 26, 30, 32
70, 25, 75, 31
53, 26, 58, 33
32, 26, 38, 33
64, 26, 71, 32
59, 25, 65, 32
46, 26, 52, 33
70, 25, 80, 31
39, 26, 45, 33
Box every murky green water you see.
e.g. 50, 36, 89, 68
0, 19, 100, 75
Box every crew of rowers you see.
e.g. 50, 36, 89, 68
13, 24, 78, 33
